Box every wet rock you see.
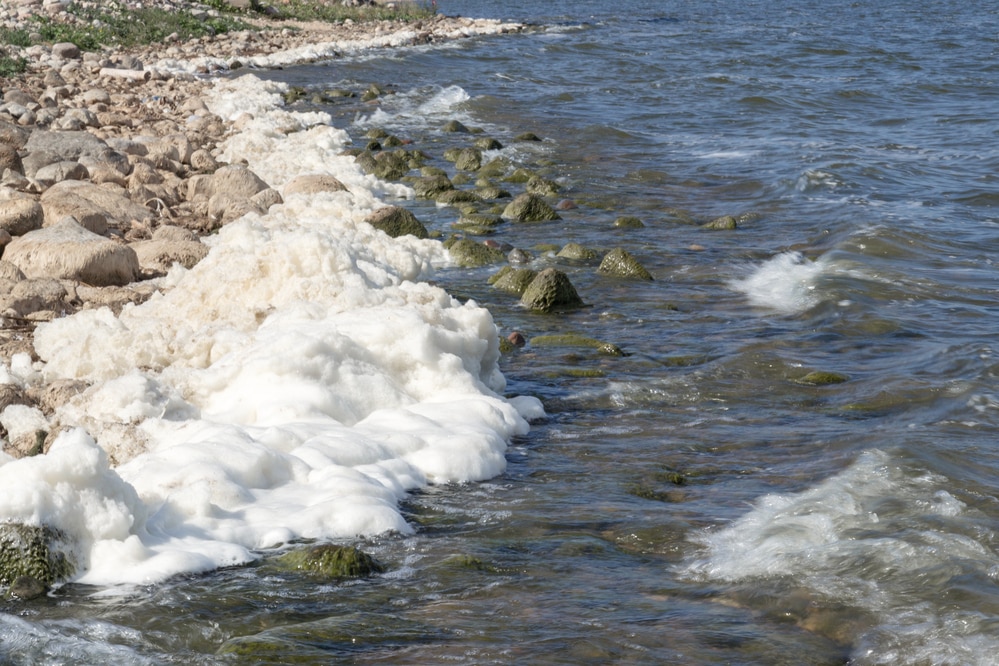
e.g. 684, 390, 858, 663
273, 544, 384, 579
520, 267, 584, 313
515, 132, 543, 142
474, 137, 502, 151
412, 174, 454, 199
371, 150, 411, 180
7, 574, 47, 600
530, 333, 625, 356
525, 175, 560, 197
796, 371, 849, 386
492, 267, 537, 296
4, 217, 140, 286
442, 119, 469, 133
703, 215, 737, 230
597, 248, 654, 280
454, 147, 483, 172
365, 206, 428, 239
0, 523, 75, 588
501, 193, 560, 223
503, 167, 534, 184
436, 189, 481, 205
556, 242, 599, 262
445, 238, 507, 267
613, 215, 644, 228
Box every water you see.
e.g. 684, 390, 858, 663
5, 0, 999, 662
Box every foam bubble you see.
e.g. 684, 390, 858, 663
729, 251, 825, 313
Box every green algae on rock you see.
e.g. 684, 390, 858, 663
530, 333, 625, 357
519, 268, 584, 313
492, 267, 538, 296
445, 238, 507, 267
613, 215, 645, 229
0, 523, 75, 589
365, 206, 428, 239
502, 193, 560, 223
597, 248, 654, 280
273, 544, 384, 579
796, 370, 849, 386
556, 242, 599, 262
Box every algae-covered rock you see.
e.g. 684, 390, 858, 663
597, 248, 654, 280
453, 213, 503, 234
614, 215, 645, 229
442, 119, 469, 133
478, 157, 510, 179
0, 523, 75, 588
474, 137, 503, 151
436, 189, 482, 205
556, 242, 599, 262
477, 185, 512, 200
493, 267, 538, 296
520, 268, 584, 313
502, 193, 560, 223
365, 206, 428, 239
703, 215, 738, 230
503, 167, 534, 184
515, 132, 542, 142
796, 371, 849, 386
274, 544, 384, 579
531, 333, 624, 356
447, 238, 507, 267
454, 147, 483, 172
371, 150, 412, 180
526, 175, 560, 197
413, 175, 454, 199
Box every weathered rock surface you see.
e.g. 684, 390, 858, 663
365, 206, 429, 239
597, 248, 654, 280
520, 268, 584, 313
502, 193, 560, 223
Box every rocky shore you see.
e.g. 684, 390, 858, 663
0, 1, 524, 457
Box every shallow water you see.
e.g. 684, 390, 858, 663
6, 0, 999, 663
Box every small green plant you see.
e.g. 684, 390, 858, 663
273, 0, 437, 23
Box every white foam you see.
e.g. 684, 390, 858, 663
685, 449, 999, 664
1, 73, 542, 586
729, 251, 825, 313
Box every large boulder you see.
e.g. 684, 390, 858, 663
130, 238, 209, 273
22, 130, 110, 177
283, 174, 348, 197
194, 163, 270, 202
502, 193, 560, 223
520, 268, 584, 313
272, 544, 384, 579
0, 278, 67, 318
40, 180, 154, 234
4, 217, 140, 286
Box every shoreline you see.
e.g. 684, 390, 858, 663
0, 5, 524, 457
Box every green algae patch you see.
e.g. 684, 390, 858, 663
0, 523, 75, 589
531, 334, 624, 357
273, 544, 384, 579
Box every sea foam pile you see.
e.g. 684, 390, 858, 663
0, 73, 542, 586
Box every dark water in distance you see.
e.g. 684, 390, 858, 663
8, 0, 999, 663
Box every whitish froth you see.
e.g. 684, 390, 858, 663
0, 74, 541, 586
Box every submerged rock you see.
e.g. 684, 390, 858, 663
520, 268, 584, 313
556, 242, 599, 262
597, 248, 654, 280
446, 238, 507, 267
530, 333, 625, 356
273, 544, 384, 579
796, 371, 849, 386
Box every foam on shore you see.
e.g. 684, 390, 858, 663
0, 72, 542, 586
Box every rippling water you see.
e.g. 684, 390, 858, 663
7, 0, 999, 663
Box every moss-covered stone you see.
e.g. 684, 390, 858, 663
597, 248, 654, 280
477, 185, 512, 200
442, 119, 469, 133
614, 215, 645, 229
703, 215, 738, 230
526, 175, 560, 197
796, 371, 849, 386
420, 166, 449, 178
442, 147, 463, 163
413, 174, 454, 199
515, 132, 543, 142
282, 86, 307, 104
520, 268, 584, 313
0, 523, 75, 588
273, 544, 384, 579
478, 158, 510, 179
455, 213, 503, 229
454, 147, 483, 172
447, 238, 507, 267
436, 189, 482, 205
556, 242, 599, 262
502, 193, 560, 223
474, 137, 503, 151
365, 127, 389, 140
530, 333, 624, 356
365, 206, 428, 239
493, 268, 538, 296
503, 167, 535, 184
371, 151, 411, 180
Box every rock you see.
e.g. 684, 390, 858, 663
442, 119, 469, 133
22, 130, 110, 176
0, 196, 44, 236
0, 121, 30, 149
454, 147, 483, 172
7, 574, 47, 600
0, 278, 67, 318
250, 188, 283, 211
283, 174, 348, 196
130, 238, 209, 273
51, 42, 81, 60
189, 149, 218, 172
412, 174, 454, 199
208, 192, 263, 225
501, 193, 560, 223
556, 242, 599, 262
703, 215, 737, 230
370, 151, 411, 180
3, 217, 140, 286
796, 371, 849, 386
0, 523, 75, 588
0, 144, 23, 175
597, 248, 654, 280
273, 544, 384, 579
204, 164, 270, 201
515, 132, 543, 142
435, 189, 481, 205
33, 160, 89, 184
614, 215, 644, 228
530, 333, 625, 356
474, 137, 502, 151
40, 180, 153, 234
520, 268, 584, 313
446, 238, 506, 267
492, 267, 537, 296
526, 175, 560, 197
365, 206, 428, 239
0, 228, 10, 250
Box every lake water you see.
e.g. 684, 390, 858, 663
5, 0, 999, 663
